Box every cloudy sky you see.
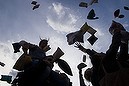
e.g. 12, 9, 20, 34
0, 0, 129, 86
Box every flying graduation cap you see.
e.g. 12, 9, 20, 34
114, 9, 124, 18
66, 22, 90, 45
118, 15, 124, 18
0, 62, 5, 67
33, 4, 40, 10
87, 9, 99, 20
31, 1, 37, 5
66, 22, 97, 45
66, 31, 84, 45
0, 75, 12, 83
12, 43, 21, 53
114, 9, 120, 18
87, 26, 97, 35
53, 47, 64, 62
31, 1, 40, 10
87, 34, 98, 45
77, 63, 87, 70
83, 55, 86, 62
124, 6, 129, 10
56, 59, 73, 76
79, 2, 88, 8
81, 22, 97, 35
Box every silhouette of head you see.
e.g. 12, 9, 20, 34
84, 68, 93, 82
39, 39, 48, 49
109, 20, 125, 35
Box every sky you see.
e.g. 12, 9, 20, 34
0, 0, 129, 86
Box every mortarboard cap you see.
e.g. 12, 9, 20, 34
83, 55, 86, 62
77, 63, 87, 70
66, 31, 84, 45
87, 35, 98, 45
80, 22, 97, 35
0, 75, 12, 83
87, 9, 99, 20
80, 22, 90, 33
87, 26, 97, 35
114, 9, 124, 19
79, 2, 88, 8
0, 62, 5, 67
118, 14, 124, 18
31, 1, 37, 5
66, 22, 97, 45
56, 59, 73, 76
53, 47, 64, 62
33, 4, 40, 10
124, 6, 129, 10
114, 9, 120, 18
12, 43, 21, 53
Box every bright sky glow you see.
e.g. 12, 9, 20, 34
0, 0, 129, 86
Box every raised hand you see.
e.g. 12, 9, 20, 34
74, 42, 85, 51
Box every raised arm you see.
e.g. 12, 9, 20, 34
19, 40, 36, 54
74, 42, 96, 56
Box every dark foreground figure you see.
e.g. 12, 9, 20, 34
11, 39, 72, 86
75, 20, 129, 86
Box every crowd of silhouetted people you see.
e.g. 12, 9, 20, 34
9, 20, 129, 86
0, 0, 129, 86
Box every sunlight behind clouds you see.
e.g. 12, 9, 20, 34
0, 0, 129, 86
46, 2, 78, 33
52, 3, 65, 17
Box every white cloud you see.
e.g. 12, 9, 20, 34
95, 28, 105, 36
46, 2, 78, 33
52, 3, 65, 17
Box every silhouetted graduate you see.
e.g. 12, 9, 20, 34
77, 63, 87, 86
79, 2, 88, 8
109, 20, 129, 43
109, 20, 125, 35
124, 6, 129, 10
87, 9, 99, 20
